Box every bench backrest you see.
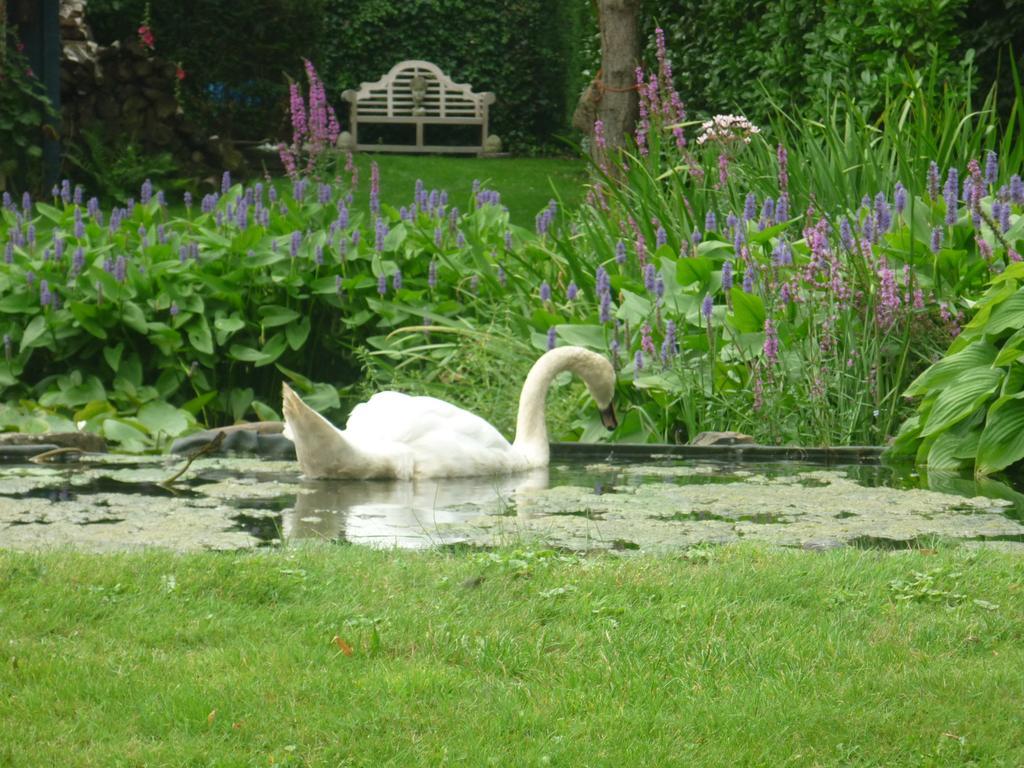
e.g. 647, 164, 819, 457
341, 60, 495, 120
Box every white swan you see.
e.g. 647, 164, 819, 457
281, 345, 617, 479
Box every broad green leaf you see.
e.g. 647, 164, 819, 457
675, 256, 712, 288
101, 418, 150, 451
214, 316, 245, 333
251, 400, 280, 421
285, 317, 311, 350
383, 222, 407, 251
304, 382, 341, 412
182, 391, 218, 415
121, 301, 148, 334
259, 304, 301, 328
103, 343, 124, 373
981, 287, 1024, 336
976, 394, 1024, 475
228, 344, 264, 362
926, 429, 970, 471
920, 367, 1003, 437
39, 376, 106, 408
228, 388, 255, 421
68, 301, 108, 339
729, 288, 766, 333
19, 315, 48, 352
136, 401, 191, 437
255, 332, 288, 367
187, 317, 214, 355
552, 324, 608, 349
904, 340, 997, 397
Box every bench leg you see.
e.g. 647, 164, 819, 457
416, 122, 424, 150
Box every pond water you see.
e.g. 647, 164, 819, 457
1, 453, 1024, 553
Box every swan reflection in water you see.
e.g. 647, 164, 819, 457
282, 467, 550, 547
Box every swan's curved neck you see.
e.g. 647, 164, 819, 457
512, 347, 594, 466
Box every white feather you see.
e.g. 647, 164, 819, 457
281, 346, 615, 479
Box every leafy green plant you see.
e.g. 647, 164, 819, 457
0, 26, 59, 194
890, 260, 1024, 476
64, 127, 182, 204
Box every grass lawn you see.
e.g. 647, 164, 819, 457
349, 153, 587, 229
1, 543, 1022, 766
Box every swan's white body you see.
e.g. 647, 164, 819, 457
282, 346, 616, 479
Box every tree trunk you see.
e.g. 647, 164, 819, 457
572, 0, 641, 158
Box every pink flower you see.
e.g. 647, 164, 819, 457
138, 25, 155, 49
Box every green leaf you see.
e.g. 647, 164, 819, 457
101, 418, 150, 452
214, 316, 245, 333
920, 367, 1003, 437
121, 301, 149, 334
103, 343, 124, 373
259, 304, 301, 328
982, 287, 1024, 336
383, 222, 407, 251
68, 301, 108, 339
187, 317, 214, 355
182, 391, 218, 415
729, 289, 766, 333
675, 256, 713, 288
905, 341, 997, 397
255, 333, 288, 367
303, 382, 340, 412
976, 394, 1024, 475
251, 400, 280, 421
136, 401, 191, 438
552, 324, 608, 349
19, 315, 48, 352
229, 344, 265, 362
285, 317, 311, 351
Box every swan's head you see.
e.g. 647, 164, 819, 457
577, 351, 617, 431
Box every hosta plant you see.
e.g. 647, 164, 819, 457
890, 260, 1024, 475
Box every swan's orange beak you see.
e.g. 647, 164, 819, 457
599, 403, 618, 431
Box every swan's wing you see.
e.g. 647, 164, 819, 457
344, 392, 521, 476
346, 392, 511, 451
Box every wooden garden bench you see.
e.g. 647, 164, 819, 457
341, 60, 498, 155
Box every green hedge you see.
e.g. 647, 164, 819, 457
644, 0, 1023, 124
83, 0, 591, 154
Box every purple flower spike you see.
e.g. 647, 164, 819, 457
643, 263, 656, 293
615, 240, 627, 264
1010, 175, 1024, 205
392, 269, 402, 291
40, 280, 52, 307
985, 151, 998, 186
547, 327, 557, 350
894, 182, 907, 216
930, 226, 943, 253
377, 273, 387, 296
290, 231, 301, 258
567, 282, 578, 301
763, 318, 779, 365
539, 281, 551, 302
170, 301, 180, 317
428, 260, 438, 289
927, 161, 940, 201
705, 211, 717, 232
743, 192, 757, 221
722, 261, 733, 291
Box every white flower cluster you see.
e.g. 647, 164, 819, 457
695, 114, 761, 146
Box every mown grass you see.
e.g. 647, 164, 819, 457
349, 153, 587, 228
1, 544, 1022, 767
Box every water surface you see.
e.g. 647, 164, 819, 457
1, 454, 1023, 553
